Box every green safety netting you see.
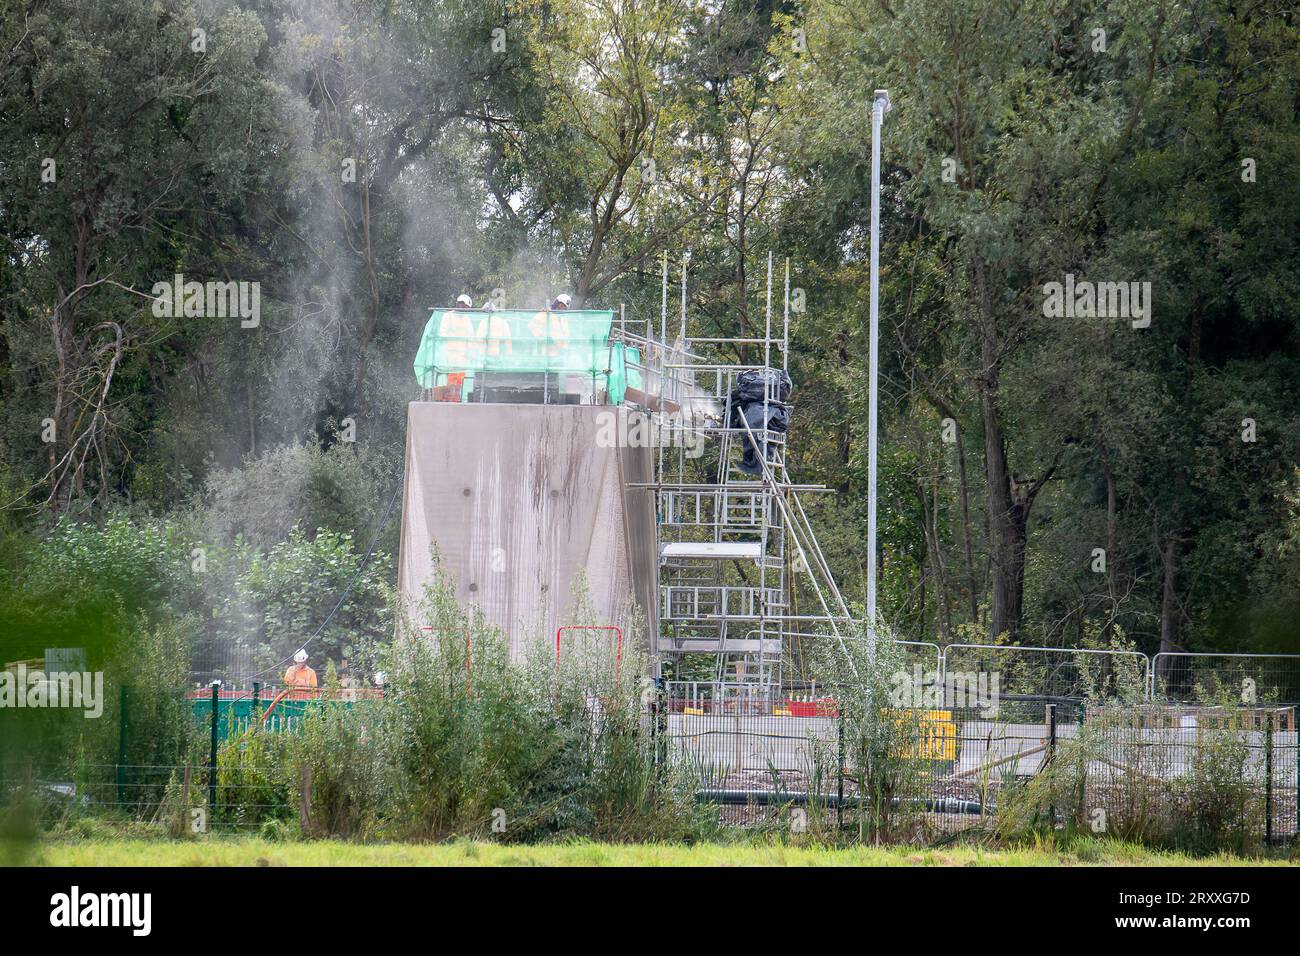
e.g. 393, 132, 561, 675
608, 341, 643, 404
413, 308, 642, 401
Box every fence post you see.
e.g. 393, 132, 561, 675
734, 709, 743, 775
1265, 713, 1274, 846
116, 684, 128, 808
299, 764, 313, 835
654, 676, 667, 772
648, 679, 657, 768
208, 682, 220, 812
252, 681, 261, 732
181, 764, 193, 833
836, 709, 845, 831
1045, 704, 1057, 829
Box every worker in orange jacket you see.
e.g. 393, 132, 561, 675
283, 648, 318, 699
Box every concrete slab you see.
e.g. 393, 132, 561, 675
398, 402, 658, 660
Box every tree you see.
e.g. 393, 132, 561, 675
514, 0, 700, 306
0, 0, 277, 512
780, 0, 1181, 641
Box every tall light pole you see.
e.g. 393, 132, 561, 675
866, 89, 891, 663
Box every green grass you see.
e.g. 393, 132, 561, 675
18, 836, 1300, 867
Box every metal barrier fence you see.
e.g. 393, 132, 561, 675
896, 640, 943, 675
940, 643, 1150, 702
1153, 652, 1300, 707
29, 763, 291, 833
588, 647, 1300, 721
665, 681, 782, 714
7, 685, 387, 834
6, 687, 1297, 846
666, 696, 1299, 845
1077, 704, 1296, 847
10, 641, 1300, 844
0, 685, 387, 832
188, 686, 384, 740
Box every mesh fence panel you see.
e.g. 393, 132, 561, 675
1154, 653, 1300, 707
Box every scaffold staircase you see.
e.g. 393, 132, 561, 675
614, 253, 855, 691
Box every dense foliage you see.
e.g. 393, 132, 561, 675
0, 0, 1296, 680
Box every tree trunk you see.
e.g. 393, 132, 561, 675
922, 478, 953, 639
1152, 534, 1182, 691
49, 242, 90, 513
954, 422, 980, 624
1100, 448, 1118, 642
1158, 535, 1181, 657
970, 259, 1053, 642
351, 179, 381, 414
984, 423, 1027, 642
247, 382, 257, 457
976, 290, 1023, 640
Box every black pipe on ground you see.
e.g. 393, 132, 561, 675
695, 790, 987, 815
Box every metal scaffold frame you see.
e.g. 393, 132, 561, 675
613, 252, 854, 690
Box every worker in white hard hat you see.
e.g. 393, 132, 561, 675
283, 648, 318, 698
531, 295, 571, 359
439, 296, 478, 369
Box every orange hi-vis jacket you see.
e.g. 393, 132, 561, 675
283, 663, 318, 698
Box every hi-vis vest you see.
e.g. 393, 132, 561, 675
481, 312, 512, 358
283, 664, 318, 689
438, 310, 513, 368
527, 310, 569, 358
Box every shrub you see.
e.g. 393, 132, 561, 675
287, 693, 393, 840
997, 699, 1271, 855
278, 567, 705, 843
803, 626, 932, 843
215, 722, 294, 832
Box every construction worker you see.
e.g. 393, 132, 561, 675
480, 307, 513, 360
284, 648, 318, 699
530, 303, 570, 359
439, 296, 479, 370
550, 293, 572, 310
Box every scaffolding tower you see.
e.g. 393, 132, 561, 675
612, 253, 854, 691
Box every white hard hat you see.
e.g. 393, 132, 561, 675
455, 294, 473, 307
294, 649, 308, 664
555, 293, 572, 307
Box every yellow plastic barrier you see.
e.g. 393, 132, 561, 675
883, 708, 958, 761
